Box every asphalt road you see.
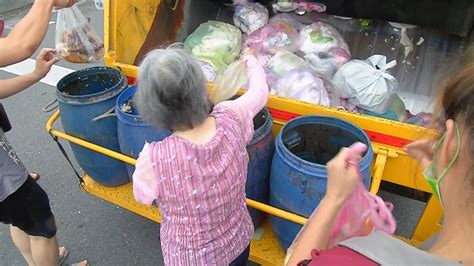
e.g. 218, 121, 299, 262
0, 2, 426, 265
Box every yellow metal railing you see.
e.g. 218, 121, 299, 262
46, 109, 442, 264
45, 110, 412, 226
46, 110, 308, 225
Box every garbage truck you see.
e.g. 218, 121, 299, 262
46, 0, 474, 265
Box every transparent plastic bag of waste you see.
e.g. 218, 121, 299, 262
184, 21, 242, 65
55, 5, 104, 63
299, 22, 351, 77
245, 19, 300, 55
272, 68, 330, 106
267, 51, 308, 76
269, 13, 303, 31
233, 2, 269, 34
332, 55, 399, 114
286, 142, 396, 264
272, 1, 326, 14
360, 94, 408, 122
197, 60, 218, 82
210, 60, 248, 104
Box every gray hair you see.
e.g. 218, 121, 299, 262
135, 46, 212, 131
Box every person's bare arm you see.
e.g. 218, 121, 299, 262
287, 148, 359, 266
0, 0, 74, 67
0, 49, 59, 99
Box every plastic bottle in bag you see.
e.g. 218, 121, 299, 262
332, 55, 399, 114
55, 6, 104, 63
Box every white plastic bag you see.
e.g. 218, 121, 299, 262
210, 60, 248, 104
332, 55, 399, 114
55, 6, 104, 63
272, 68, 330, 106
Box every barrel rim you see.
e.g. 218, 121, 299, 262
115, 85, 150, 126
249, 107, 273, 146
56, 67, 127, 105
276, 115, 373, 171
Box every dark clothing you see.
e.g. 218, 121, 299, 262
0, 128, 28, 201
0, 176, 57, 238
229, 244, 250, 266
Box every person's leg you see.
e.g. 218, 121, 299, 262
229, 245, 250, 266
30, 235, 59, 266
10, 225, 35, 265
5, 177, 59, 265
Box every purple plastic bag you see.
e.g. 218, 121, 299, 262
272, 68, 330, 106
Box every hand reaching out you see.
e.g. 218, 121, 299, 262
33, 48, 60, 79
325, 148, 360, 204
405, 139, 435, 169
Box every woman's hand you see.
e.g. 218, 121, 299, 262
405, 139, 435, 169
242, 47, 254, 57
33, 48, 59, 79
286, 148, 360, 265
241, 48, 256, 64
325, 148, 360, 204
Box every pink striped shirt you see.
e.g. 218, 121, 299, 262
133, 55, 269, 265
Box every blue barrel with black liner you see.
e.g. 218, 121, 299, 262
56, 66, 129, 187
116, 86, 171, 180
246, 107, 274, 228
270, 115, 373, 249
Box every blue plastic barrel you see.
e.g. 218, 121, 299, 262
246, 108, 274, 228
270, 115, 373, 249
56, 67, 129, 187
116, 86, 171, 180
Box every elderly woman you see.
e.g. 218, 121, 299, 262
132, 46, 269, 265
287, 64, 474, 265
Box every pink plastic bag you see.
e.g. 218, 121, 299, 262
286, 142, 396, 263
328, 142, 396, 247
244, 19, 300, 55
